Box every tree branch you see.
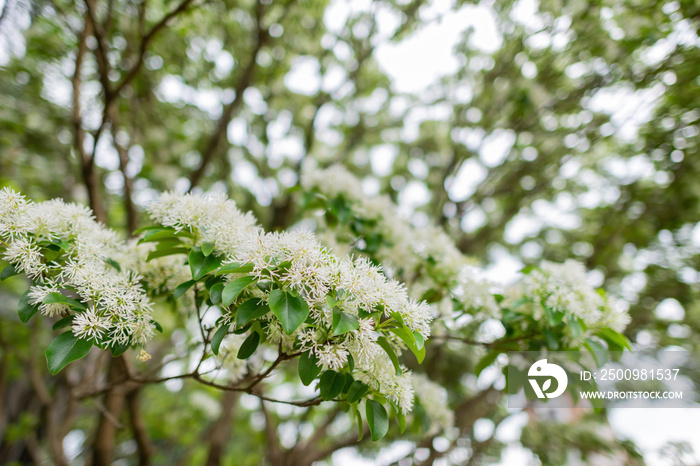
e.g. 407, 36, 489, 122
112, 0, 198, 99
188, 0, 270, 190
126, 389, 153, 466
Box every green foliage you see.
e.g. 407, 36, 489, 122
365, 400, 389, 441
235, 298, 270, 327
221, 276, 257, 307
17, 290, 39, 323
45, 332, 92, 375
319, 370, 345, 401
236, 332, 260, 360
298, 351, 322, 386
268, 289, 309, 335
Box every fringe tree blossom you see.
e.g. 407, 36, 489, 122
149, 191, 258, 256
146, 191, 434, 413
507, 260, 605, 326
301, 166, 631, 343
0, 188, 155, 348
504, 260, 631, 342
302, 165, 471, 283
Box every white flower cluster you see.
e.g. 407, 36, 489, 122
149, 191, 258, 257
412, 373, 454, 435
302, 165, 502, 329
0, 188, 154, 347
453, 266, 501, 318
301, 167, 632, 338
302, 165, 472, 282
116, 240, 192, 297
507, 259, 630, 332
147, 191, 434, 412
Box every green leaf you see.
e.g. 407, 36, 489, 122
18, 290, 39, 323
376, 337, 401, 375
216, 262, 255, 275
104, 258, 122, 272
110, 340, 130, 356
347, 380, 369, 403
236, 298, 270, 326
202, 242, 216, 257
544, 307, 565, 327
543, 329, 560, 350
351, 403, 364, 441
209, 282, 224, 304
397, 410, 406, 433
151, 320, 163, 333
52, 315, 74, 330
475, 350, 500, 376
222, 276, 257, 307
133, 225, 166, 235
174, 280, 196, 299
332, 309, 360, 336
326, 294, 339, 309
189, 250, 223, 280
342, 372, 355, 393
298, 351, 322, 386
389, 324, 425, 363
319, 370, 345, 400
237, 332, 260, 359
569, 318, 583, 339
1, 264, 19, 280
366, 400, 389, 441
44, 292, 87, 311
45, 332, 92, 375
584, 338, 608, 366
419, 288, 442, 303
211, 324, 229, 355
413, 332, 424, 350
147, 247, 188, 262
596, 328, 631, 351
268, 289, 309, 334
138, 228, 179, 243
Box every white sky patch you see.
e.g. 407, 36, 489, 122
484, 245, 523, 285
268, 135, 304, 165
243, 87, 267, 115
473, 418, 496, 442
495, 411, 529, 443
461, 207, 486, 233
447, 158, 488, 202
323, 0, 373, 34
369, 144, 398, 176
510, 0, 544, 32
480, 129, 516, 167
609, 409, 700, 466
157, 74, 223, 118
227, 117, 247, 145
654, 298, 685, 321
321, 64, 347, 92
398, 180, 431, 216
284, 56, 322, 96
604, 155, 657, 185
587, 83, 665, 141
504, 212, 541, 244
374, 1, 501, 92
